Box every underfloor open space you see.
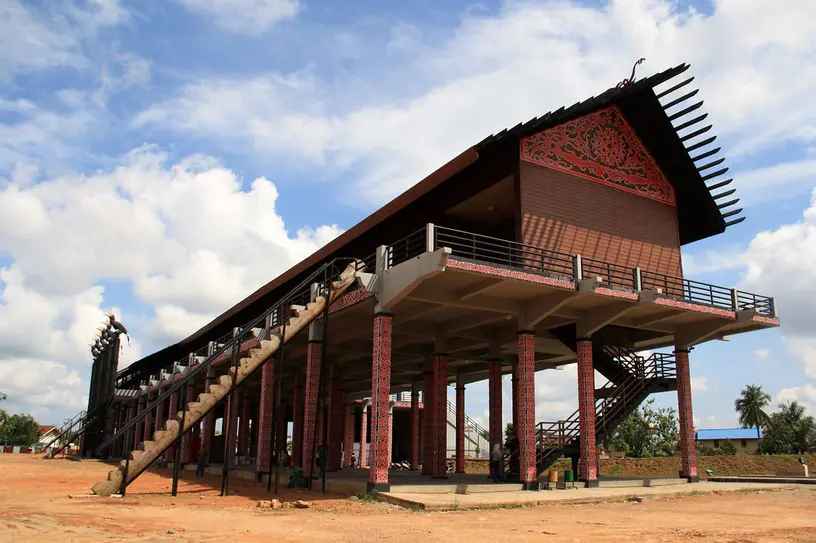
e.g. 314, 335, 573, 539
3, 455, 815, 542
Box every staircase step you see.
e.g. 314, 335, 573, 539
219, 375, 233, 388
198, 392, 214, 404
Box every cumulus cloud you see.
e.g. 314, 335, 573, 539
777, 384, 816, 415
0, 146, 340, 422
177, 0, 299, 35
137, 0, 816, 206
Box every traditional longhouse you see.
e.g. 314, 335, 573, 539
74, 63, 778, 496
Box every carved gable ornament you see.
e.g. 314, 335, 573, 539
520, 106, 676, 206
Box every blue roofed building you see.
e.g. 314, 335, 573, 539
696, 427, 763, 454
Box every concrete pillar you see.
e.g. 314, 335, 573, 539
576, 338, 598, 486
455, 373, 466, 473
517, 332, 538, 489
302, 339, 322, 479
359, 401, 369, 467
421, 362, 434, 475
292, 372, 304, 468
410, 382, 420, 470
343, 402, 354, 468
368, 312, 393, 491
256, 361, 275, 474
432, 354, 448, 478
675, 346, 699, 482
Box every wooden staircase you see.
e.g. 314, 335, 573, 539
91, 260, 362, 496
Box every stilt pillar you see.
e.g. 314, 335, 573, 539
292, 372, 304, 468
455, 373, 466, 473
488, 360, 502, 458
155, 383, 166, 434
368, 312, 393, 491
576, 338, 598, 486
200, 361, 216, 466
432, 354, 448, 478
166, 384, 179, 459
343, 402, 354, 468
256, 360, 275, 474
143, 389, 154, 443
181, 380, 196, 464
302, 334, 322, 480
421, 361, 434, 475
517, 331, 538, 489
359, 400, 369, 467
675, 346, 699, 482
410, 382, 420, 470
134, 394, 145, 446
238, 393, 250, 460
327, 382, 344, 472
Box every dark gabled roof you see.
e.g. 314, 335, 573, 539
118, 63, 741, 382
473, 62, 742, 244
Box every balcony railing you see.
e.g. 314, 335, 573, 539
377, 224, 775, 317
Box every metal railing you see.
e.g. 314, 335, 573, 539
535, 349, 676, 465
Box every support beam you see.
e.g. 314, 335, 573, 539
518, 291, 577, 330
456, 278, 504, 300
368, 312, 393, 492
675, 318, 733, 346
576, 301, 637, 339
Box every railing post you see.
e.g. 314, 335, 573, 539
425, 223, 435, 253
572, 255, 583, 284
730, 288, 739, 311
769, 297, 775, 317
633, 267, 642, 292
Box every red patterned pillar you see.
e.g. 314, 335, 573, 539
359, 401, 369, 467
576, 338, 598, 486
675, 346, 699, 482
327, 383, 344, 471
134, 394, 145, 446
143, 390, 154, 443
410, 382, 420, 470
155, 384, 166, 434
488, 360, 502, 453
455, 373, 466, 473
181, 381, 196, 463
517, 332, 538, 489
421, 362, 434, 475
512, 360, 519, 439
302, 341, 322, 479
238, 393, 250, 459
292, 372, 304, 468
368, 312, 393, 491
343, 402, 354, 468
256, 361, 275, 474
166, 387, 179, 458
432, 354, 448, 478
200, 366, 215, 465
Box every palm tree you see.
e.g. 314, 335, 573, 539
735, 385, 771, 439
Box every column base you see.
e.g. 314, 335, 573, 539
521, 481, 540, 491
583, 479, 599, 488
366, 482, 390, 493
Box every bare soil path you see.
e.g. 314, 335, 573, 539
1, 455, 815, 542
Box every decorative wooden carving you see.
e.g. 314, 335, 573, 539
521, 106, 676, 206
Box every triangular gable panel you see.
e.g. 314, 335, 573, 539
520, 105, 676, 207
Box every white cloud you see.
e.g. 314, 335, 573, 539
777, 384, 816, 415
177, 0, 298, 35
0, 146, 340, 422
137, 0, 816, 206
753, 348, 770, 361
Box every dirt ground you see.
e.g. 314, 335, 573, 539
2, 455, 815, 542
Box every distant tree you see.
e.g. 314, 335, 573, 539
760, 401, 816, 454
608, 400, 678, 458
0, 412, 39, 446
735, 384, 771, 439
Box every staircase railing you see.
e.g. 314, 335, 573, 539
94, 257, 364, 495
42, 402, 110, 458
536, 350, 676, 467
446, 400, 489, 451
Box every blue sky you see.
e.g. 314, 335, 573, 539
1, 0, 815, 431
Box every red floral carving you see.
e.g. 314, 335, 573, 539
521, 106, 676, 206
